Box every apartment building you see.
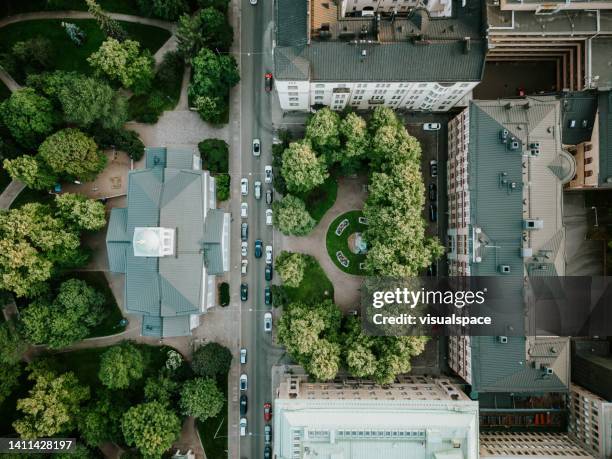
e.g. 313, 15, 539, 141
339, 0, 452, 17
274, 0, 486, 112
568, 384, 612, 458
273, 373, 479, 459
485, 0, 612, 91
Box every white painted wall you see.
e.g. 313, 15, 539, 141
339, 0, 452, 17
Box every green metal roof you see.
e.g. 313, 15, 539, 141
275, 0, 308, 47
162, 315, 191, 337
166, 148, 194, 170
142, 315, 162, 337
145, 147, 167, 168
598, 91, 612, 187
106, 208, 129, 273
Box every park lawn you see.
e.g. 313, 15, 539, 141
326, 210, 367, 275
284, 255, 334, 303
9, 187, 54, 208
0, 20, 171, 82
0, 0, 142, 17
197, 372, 228, 459
299, 176, 338, 223
66, 271, 126, 338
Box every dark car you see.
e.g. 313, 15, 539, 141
264, 402, 272, 422
240, 394, 248, 416
240, 283, 248, 302
264, 446, 272, 459
428, 183, 437, 202
429, 204, 437, 222
241, 222, 248, 241
264, 286, 272, 305
265, 263, 273, 281
265, 189, 273, 205
254, 239, 263, 258
264, 73, 273, 92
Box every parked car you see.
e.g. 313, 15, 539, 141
265, 209, 273, 226
423, 122, 441, 131
264, 424, 272, 444
265, 245, 272, 264
264, 445, 272, 459
265, 189, 273, 205
263, 402, 272, 422
429, 203, 437, 222
241, 241, 247, 257
250, 0, 257, 5
264, 312, 272, 332
264, 73, 273, 92
241, 178, 248, 196
241, 202, 248, 218
240, 374, 248, 391
265, 263, 273, 281
252, 138, 261, 156
240, 283, 248, 301
241, 222, 248, 241
254, 239, 263, 258
241, 259, 248, 276
240, 348, 247, 364
264, 286, 272, 305
430, 160, 438, 178
264, 165, 273, 183
240, 394, 248, 415
428, 183, 437, 202
240, 417, 247, 437
254, 181, 262, 200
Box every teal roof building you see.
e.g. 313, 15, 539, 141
106, 148, 230, 338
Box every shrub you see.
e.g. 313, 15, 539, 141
215, 174, 230, 201
90, 126, 144, 161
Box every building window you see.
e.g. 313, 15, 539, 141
289, 97, 298, 101
289, 102, 298, 107
288, 85, 298, 90
289, 92, 298, 96
315, 90, 324, 95
316, 84, 324, 88
585, 170, 593, 177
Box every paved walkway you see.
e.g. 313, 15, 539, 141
0, 68, 21, 92
279, 176, 368, 309
172, 417, 207, 459
0, 180, 25, 209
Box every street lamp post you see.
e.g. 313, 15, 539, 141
591, 206, 599, 227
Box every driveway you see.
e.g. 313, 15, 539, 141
279, 176, 368, 309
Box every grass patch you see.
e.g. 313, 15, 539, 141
9, 187, 54, 208
66, 271, 126, 338
284, 255, 334, 303
197, 372, 228, 459
0, 0, 142, 17
326, 210, 367, 275
298, 176, 338, 223
0, 19, 171, 83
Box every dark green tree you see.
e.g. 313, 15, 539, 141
79, 391, 127, 447
0, 88, 55, 149
176, 8, 233, 59
99, 342, 144, 389
191, 342, 232, 379
121, 401, 181, 458
198, 138, 229, 173
179, 378, 224, 421
137, 0, 188, 20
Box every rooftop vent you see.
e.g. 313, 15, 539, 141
499, 129, 509, 142
524, 219, 544, 230
499, 265, 511, 274
540, 364, 554, 375
361, 49, 367, 57
463, 37, 471, 54
498, 336, 508, 344
508, 139, 520, 151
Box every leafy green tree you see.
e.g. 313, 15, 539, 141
89, 125, 145, 161
13, 370, 89, 438
368, 106, 401, 135
137, 0, 188, 20
88, 39, 154, 94
197, 0, 230, 12
79, 391, 127, 447
275, 251, 306, 287
0, 320, 27, 365
176, 8, 233, 59
121, 401, 181, 458
86, 0, 127, 41
12, 38, 55, 76
144, 374, 179, 405
198, 138, 228, 173
54, 193, 106, 231
338, 112, 368, 171
58, 76, 127, 130
21, 278, 106, 348
0, 88, 55, 149
272, 195, 316, 236
191, 342, 232, 379
39, 128, 106, 181
281, 141, 328, 193
215, 174, 230, 201
305, 108, 341, 162
0, 363, 21, 405
99, 342, 144, 389
307, 339, 340, 381
3, 155, 57, 190
179, 378, 224, 420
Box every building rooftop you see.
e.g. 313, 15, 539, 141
560, 91, 598, 146
274, 0, 486, 82
105, 148, 230, 338
480, 432, 594, 458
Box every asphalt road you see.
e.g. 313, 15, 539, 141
238, 1, 286, 458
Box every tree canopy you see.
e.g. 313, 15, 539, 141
137, 0, 188, 20
3, 155, 57, 191
79, 391, 127, 448
191, 342, 232, 379
121, 401, 181, 458
305, 107, 341, 163
99, 342, 144, 389
281, 141, 328, 194
272, 195, 316, 236
275, 251, 306, 287
54, 193, 106, 232
0, 88, 56, 149
179, 378, 224, 421
176, 8, 233, 59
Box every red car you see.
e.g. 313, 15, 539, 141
264, 73, 274, 92
263, 402, 272, 422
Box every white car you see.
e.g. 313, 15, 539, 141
240, 374, 248, 391
254, 181, 262, 200
240, 348, 247, 364
240, 417, 247, 437
241, 178, 248, 196
264, 165, 273, 184
249, 0, 257, 5
241, 241, 247, 257
241, 259, 248, 276
241, 202, 248, 219
265, 245, 272, 264
252, 138, 260, 156
266, 209, 273, 226
423, 122, 441, 131
264, 312, 272, 333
